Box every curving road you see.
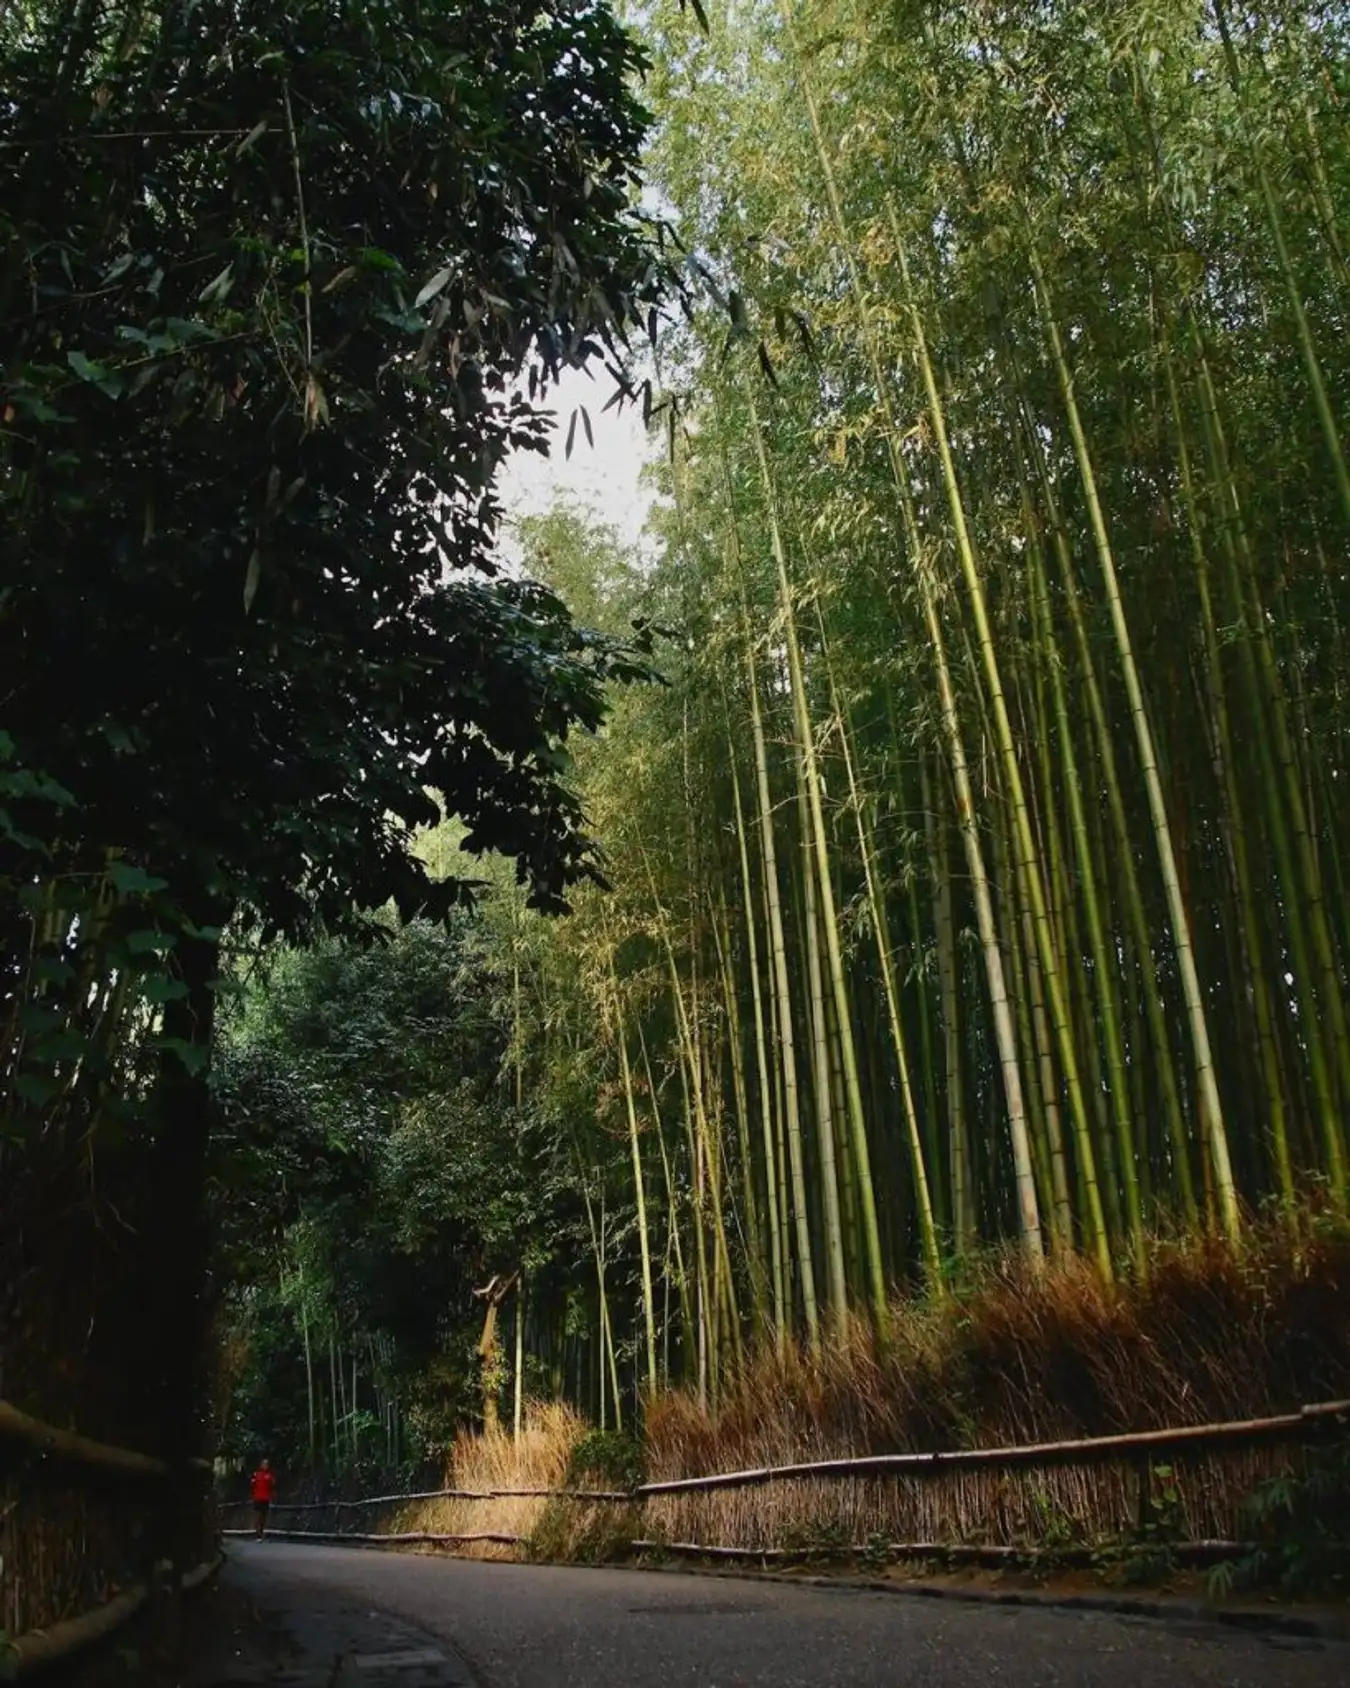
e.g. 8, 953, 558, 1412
224, 1540, 1348, 1688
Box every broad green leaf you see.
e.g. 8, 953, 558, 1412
106, 861, 170, 896
13, 1072, 60, 1109
153, 1036, 211, 1076
243, 548, 263, 613
199, 264, 235, 304
31, 957, 76, 986
67, 349, 126, 399
124, 928, 171, 956
28, 1028, 91, 1064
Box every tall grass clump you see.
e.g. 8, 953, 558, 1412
392, 1401, 585, 1558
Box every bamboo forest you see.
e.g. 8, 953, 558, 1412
6, 1, 1350, 1604
211, 0, 1350, 1468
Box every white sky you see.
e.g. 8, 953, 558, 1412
497, 364, 656, 554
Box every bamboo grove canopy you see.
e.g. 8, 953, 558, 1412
407, 0, 1350, 1400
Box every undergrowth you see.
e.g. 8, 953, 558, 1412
1211, 1444, 1350, 1598
566, 1428, 645, 1494
404, 1224, 1349, 1590
523, 1426, 645, 1561
648, 1219, 1350, 1472
642, 1219, 1350, 1572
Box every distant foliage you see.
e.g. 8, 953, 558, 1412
213, 913, 620, 1470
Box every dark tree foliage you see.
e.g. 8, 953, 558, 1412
0, 0, 669, 1504
1, 0, 667, 954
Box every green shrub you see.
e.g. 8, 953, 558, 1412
566, 1429, 644, 1494
1213, 1444, 1350, 1597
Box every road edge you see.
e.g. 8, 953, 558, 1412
243, 1533, 1350, 1646
621, 1557, 1349, 1643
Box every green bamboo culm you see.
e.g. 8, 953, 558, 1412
407, 0, 1350, 1400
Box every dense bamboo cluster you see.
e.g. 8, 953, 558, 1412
497, 0, 1350, 1412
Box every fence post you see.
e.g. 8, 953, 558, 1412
1134, 1454, 1152, 1539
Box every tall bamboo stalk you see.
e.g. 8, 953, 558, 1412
611, 958, 658, 1396
728, 724, 788, 1342
735, 561, 821, 1344
819, 614, 942, 1285
748, 392, 888, 1331
1027, 244, 1238, 1242
775, 18, 1043, 1258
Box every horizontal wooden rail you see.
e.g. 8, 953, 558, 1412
10, 1586, 149, 1675
222, 1487, 466, 1512
219, 1525, 1258, 1573
457, 1486, 630, 1503
635, 1398, 1350, 1497
0, 1398, 213, 1479
629, 1537, 1254, 1568
10, 1553, 221, 1676
180, 1554, 221, 1593
224, 1399, 1347, 1516
0, 1400, 167, 1478
221, 1526, 525, 1548
219, 1485, 630, 1514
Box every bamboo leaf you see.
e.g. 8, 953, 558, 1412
243, 548, 263, 613
756, 341, 779, 388
415, 264, 455, 309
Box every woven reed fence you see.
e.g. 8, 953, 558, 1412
218, 1397, 1350, 1565
0, 1399, 218, 1675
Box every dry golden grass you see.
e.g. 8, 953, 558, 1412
362, 1403, 647, 1562
643, 1221, 1350, 1553
386, 1401, 585, 1558
452, 1400, 582, 1491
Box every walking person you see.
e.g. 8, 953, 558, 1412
250, 1457, 277, 1539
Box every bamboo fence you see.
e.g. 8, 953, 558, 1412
0, 1398, 218, 1674
217, 1397, 1350, 1564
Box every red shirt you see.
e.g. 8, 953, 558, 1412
250, 1467, 277, 1504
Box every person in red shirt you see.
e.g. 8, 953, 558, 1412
250, 1458, 277, 1538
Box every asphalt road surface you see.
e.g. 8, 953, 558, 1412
225, 1540, 1349, 1688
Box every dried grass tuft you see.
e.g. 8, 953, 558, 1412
389, 1401, 585, 1558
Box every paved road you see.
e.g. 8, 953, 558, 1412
225, 1540, 1349, 1688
